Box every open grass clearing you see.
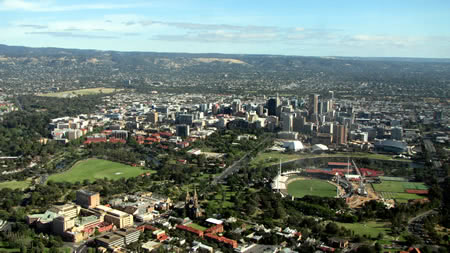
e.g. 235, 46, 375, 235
0, 179, 31, 190
336, 220, 392, 238
187, 223, 207, 231
47, 158, 153, 183
287, 179, 336, 198
38, 87, 120, 97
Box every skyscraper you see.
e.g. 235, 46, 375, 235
309, 94, 320, 115
267, 94, 280, 116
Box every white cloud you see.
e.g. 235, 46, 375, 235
295, 27, 305, 32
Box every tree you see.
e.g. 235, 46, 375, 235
374, 242, 382, 252
404, 234, 422, 246
325, 222, 339, 235
356, 245, 376, 253
377, 232, 384, 240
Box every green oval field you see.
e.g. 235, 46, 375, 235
47, 159, 152, 183
287, 179, 336, 198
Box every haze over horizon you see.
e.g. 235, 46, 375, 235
1, 0, 450, 58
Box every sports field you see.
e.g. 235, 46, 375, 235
287, 179, 336, 198
0, 180, 31, 190
187, 223, 207, 231
47, 159, 152, 183
372, 180, 427, 203
372, 181, 427, 193
39, 88, 120, 97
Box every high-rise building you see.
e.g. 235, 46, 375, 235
232, 99, 242, 114
281, 113, 293, 132
293, 115, 305, 133
309, 94, 320, 115
212, 104, 220, 115
148, 110, 159, 124
267, 94, 280, 116
176, 124, 190, 138
257, 104, 264, 116
333, 124, 347, 145
76, 190, 100, 209
391, 127, 403, 140
176, 114, 194, 125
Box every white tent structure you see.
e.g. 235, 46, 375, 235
311, 144, 329, 153
282, 141, 304, 151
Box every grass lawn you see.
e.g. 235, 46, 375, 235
47, 158, 153, 183
0, 179, 31, 190
336, 221, 391, 238
287, 179, 336, 198
187, 223, 207, 231
0, 242, 19, 252
39, 87, 120, 97
373, 181, 427, 202
251, 151, 410, 167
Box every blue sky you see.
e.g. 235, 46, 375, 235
1, 0, 450, 58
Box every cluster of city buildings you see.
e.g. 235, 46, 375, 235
26, 190, 134, 243
44, 91, 448, 161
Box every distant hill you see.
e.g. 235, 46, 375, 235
0, 44, 449, 97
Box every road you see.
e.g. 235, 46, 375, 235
407, 208, 437, 243
210, 136, 273, 186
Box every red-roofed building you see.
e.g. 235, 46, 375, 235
137, 224, 158, 232
84, 135, 107, 144
205, 224, 224, 234
159, 132, 173, 138
109, 138, 126, 144
205, 233, 238, 248
176, 225, 204, 237
359, 168, 384, 177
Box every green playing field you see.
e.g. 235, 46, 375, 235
287, 179, 336, 198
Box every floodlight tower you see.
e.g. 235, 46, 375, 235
336, 172, 339, 198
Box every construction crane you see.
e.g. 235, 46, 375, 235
352, 160, 367, 196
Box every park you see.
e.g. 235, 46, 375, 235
47, 159, 152, 183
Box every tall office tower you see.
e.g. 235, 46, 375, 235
309, 94, 320, 115
329, 90, 334, 99
391, 127, 403, 140
212, 104, 220, 115
327, 99, 334, 112
281, 113, 293, 132
148, 110, 159, 124
176, 124, 190, 138
333, 124, 348, 145
267, 94, 280, 116
256, 104, 264, 116
176, 114, 194, 125
232, 99, 242, 114
293, 115, 305, 133
266, 116, 279, 131
291, 99, 298, 109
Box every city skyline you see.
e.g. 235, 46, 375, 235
1, 0, 450, 58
